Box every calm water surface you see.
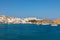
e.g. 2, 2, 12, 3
0, 24, 60, 40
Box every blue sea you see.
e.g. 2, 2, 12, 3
0, 24, 60, 40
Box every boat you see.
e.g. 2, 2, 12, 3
51, 24, 58, 26
41, 23, 50, 25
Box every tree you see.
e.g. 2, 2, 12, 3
28, 20, 37, 23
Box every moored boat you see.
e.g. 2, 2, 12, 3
41, 23, 50, 25
51, 24, 58, 26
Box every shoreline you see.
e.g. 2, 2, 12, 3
0, 15, 60, 25
0, 23, 59, 26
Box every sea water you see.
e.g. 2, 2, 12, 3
0, 24, 60, 40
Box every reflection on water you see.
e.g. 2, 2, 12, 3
0, 24, 60, 40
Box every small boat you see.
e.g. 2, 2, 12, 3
33, 23, 41, 25
51, 24, 58, 26
41, 23, 50, 25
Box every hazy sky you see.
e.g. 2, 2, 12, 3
0, 0, 60, 19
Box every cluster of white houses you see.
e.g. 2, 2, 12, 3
0, 15, 43, 24
0, 15, 60, 26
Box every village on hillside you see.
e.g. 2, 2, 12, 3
0, 15, 60, 26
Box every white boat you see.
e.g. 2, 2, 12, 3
41, 23, 50, 25
36, 24, 41, 25
51, 24, 58, 26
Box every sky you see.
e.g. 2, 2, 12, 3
0, 0, 60, 19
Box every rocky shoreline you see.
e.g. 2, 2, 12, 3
0, 15, 60, 26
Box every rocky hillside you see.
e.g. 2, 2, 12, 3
0, 15, 60, 25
